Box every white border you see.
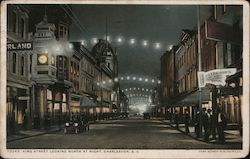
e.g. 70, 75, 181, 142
0, 0, 249, 158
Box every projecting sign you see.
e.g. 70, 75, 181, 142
198, 68, 237, 88
7, 42, 33, 51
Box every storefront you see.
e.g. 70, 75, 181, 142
7, 85, 31, 133
219, 71, 242, 125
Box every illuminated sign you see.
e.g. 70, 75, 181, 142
7, 42, 33, 51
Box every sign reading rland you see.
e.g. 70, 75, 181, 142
7, 42, 33, 51
198, 68, 237, 88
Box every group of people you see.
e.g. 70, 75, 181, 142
174, 107, 227, 143
195, 107, 227, 143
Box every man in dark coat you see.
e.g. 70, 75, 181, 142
184, 109, 190, 134
204, 108, 212, 142
174, 110, 179, 129
217, 108, 227, 143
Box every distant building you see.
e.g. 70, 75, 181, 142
92, 39, 118, 117
160, 46, 178, 117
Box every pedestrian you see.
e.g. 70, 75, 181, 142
217, 108, 227, 143
201, 107, 209, 142
174, 109, 179, 129
204, 108, 212, 142
183, 108, 190, 134
194, 111, 201, 138
22, 113, 27, 130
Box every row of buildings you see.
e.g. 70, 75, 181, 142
6, 4, 129, 133
158, 5, 243, 129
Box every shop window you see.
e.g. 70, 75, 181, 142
12, 53, 16, 74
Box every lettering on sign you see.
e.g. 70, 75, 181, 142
7, 42, 33, 51
198, 68, 237, 88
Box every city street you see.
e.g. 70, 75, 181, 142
7, 118, 241, 149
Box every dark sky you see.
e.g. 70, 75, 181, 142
70, 5, 198, 97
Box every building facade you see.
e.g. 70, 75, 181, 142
159, 5, 243, 128
200, 5, 243, 126
7, 5, 33, 133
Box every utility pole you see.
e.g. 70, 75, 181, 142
197, 6, 203, 138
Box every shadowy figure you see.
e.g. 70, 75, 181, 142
183, 108, 190, 134
174, 110, 179, 129
217, 108, 227, 144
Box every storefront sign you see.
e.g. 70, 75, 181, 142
198, 68, 237, 88
7, 42, 33, 51
205, 20, 242, 44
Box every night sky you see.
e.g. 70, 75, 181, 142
69, 5, 198, 110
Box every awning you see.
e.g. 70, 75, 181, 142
164, 87, 211, 107
80, 95, 96, 107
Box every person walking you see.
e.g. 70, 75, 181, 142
174, 110, 179, 129
184, 109, 190, 134
217, 108, 226, 143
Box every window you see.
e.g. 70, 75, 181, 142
12, 53, 16, 73
213, 5, 217, 20
58, 24, 68, 40
12, 11, 17, 33
21, 56, 24, 76
21, 18, 25, 38
223, 5, 227, 14
70, 61, 73, 74
30, 55, 32, 73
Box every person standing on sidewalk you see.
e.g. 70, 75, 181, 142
184, 109, 190, 134
204, 109, 212, 142
174, 109, 179, 129
217, 108, 227, 143
201, 108, 209, 142
194, 111, 201, 138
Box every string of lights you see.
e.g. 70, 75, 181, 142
96, 76, 161, 86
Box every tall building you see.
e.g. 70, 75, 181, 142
7, 5, 33, 133
92, 39, 118, 117
199, 5, 243, 125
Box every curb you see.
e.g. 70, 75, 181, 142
7, 128, 62, 143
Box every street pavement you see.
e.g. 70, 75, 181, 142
7, 117, 242, 149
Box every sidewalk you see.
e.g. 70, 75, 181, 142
161, 120, 242, 144
7, 121, 100, 143
7, 125, 62, 143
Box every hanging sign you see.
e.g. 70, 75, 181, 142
198, 68, 237, 88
